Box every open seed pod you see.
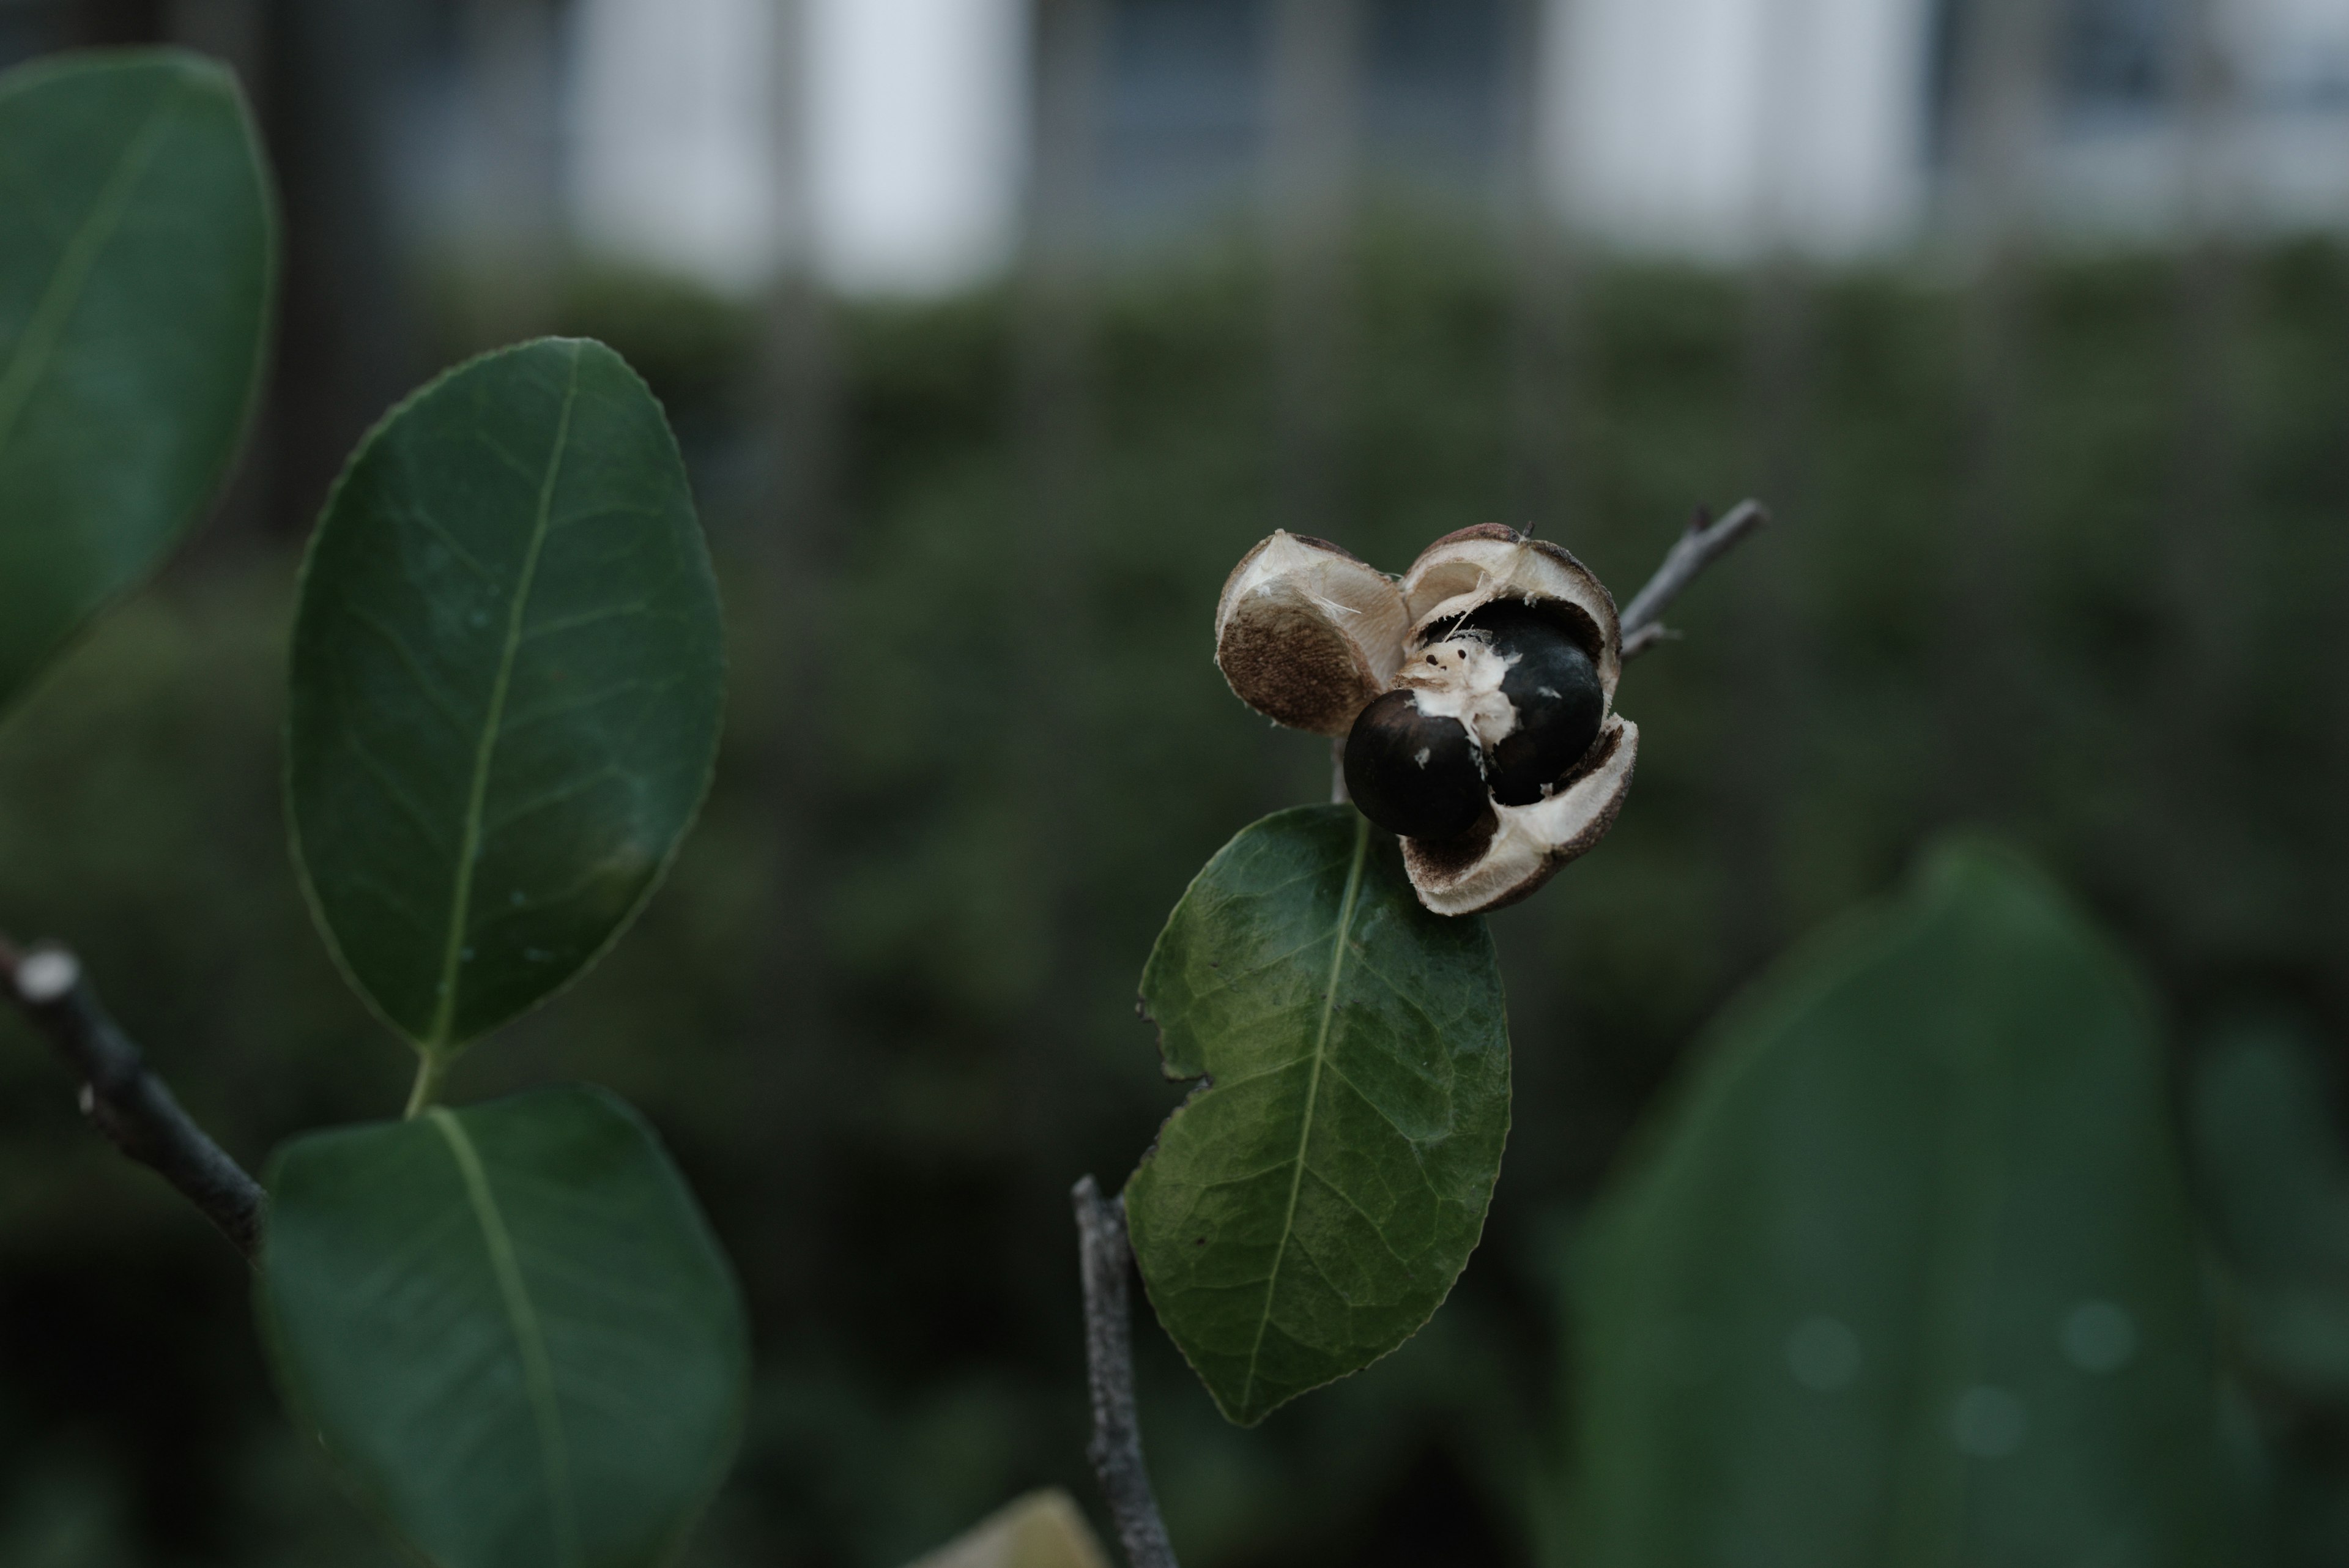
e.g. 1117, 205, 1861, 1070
1214, 532, 1410, 736
1214, 524, 1638, 916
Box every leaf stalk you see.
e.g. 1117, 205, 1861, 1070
406, 1049, 454, 1119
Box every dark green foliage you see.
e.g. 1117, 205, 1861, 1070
0, 48, 273, 715
261, 1086, 748, 1568
287, 338, 725, 1057
2, 232, 2345, 1564
268, 336, 736, 1565
2192, 1020, 2349, 1566
2196, 1020, 2349, 1393
1557, 842, 2235, 1567
1125, 807, 1509, 1425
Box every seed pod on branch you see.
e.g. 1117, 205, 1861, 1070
1214, 523, 1639, 916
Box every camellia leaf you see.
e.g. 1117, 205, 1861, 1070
1124, 804, 1510, 1426
287, 337, 723, 1060
1554, 841, 2235, 1567
0, 48, 274, 715
260, 1085, 749, 1568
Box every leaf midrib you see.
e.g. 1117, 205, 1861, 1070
1880, 981, 2014, 1565
422, 343, 583, 1050
0, 71, 185, 455
1236, 813, 1372, 1416
429, 1109, 581, 1568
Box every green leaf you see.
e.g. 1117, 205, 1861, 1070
1555, 841, 2235, 1568
259, 1085, 748, 1568
0, 48, 275, 716
287, 337, 724, 1055
1124, 805, 1510, 1426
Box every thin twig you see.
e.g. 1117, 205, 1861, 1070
1618, 498, 1771, 660
0, 934, 264, 1262
1072, 1175, 1179, 1568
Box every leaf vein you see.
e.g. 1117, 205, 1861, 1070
422, 343, 584, 1049
1236, 816, 1372, 1416
428, 1112, 581, 1568
341, 730, 453, 850
0, 72, 184, 453
344, 606, 476, 740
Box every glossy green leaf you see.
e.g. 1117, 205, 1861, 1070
259, 1085, 748, 1568
0, 48, 274, 715
287, 337, 724, 1054
1124, 805, 1510, 1426
1556, 841, 2234, 1568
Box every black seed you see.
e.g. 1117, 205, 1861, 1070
1458, 599, 1605, 806
1344, 689, 1487, 841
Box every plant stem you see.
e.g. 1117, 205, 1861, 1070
1072, 1175, 1180, 1568
1619, 498, 1772, 658
0, 933, 265, 1261
405, 1049, 453, 1119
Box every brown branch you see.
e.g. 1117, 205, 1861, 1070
1072, 1175, 1179, 1568
1618, 498, 1772, 659
1, 934, 264, 1262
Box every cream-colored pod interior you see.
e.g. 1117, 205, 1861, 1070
1398, 525, 1622, 702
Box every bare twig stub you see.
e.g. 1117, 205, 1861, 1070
1618, 498, 1771, 660
0, 935, 265, 1262
1072, 1175, 1179, 1568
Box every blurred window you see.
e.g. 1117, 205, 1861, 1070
1100, 0, 1267, 234
2058, 0, 2181, 122
1096, 0, 1509, 240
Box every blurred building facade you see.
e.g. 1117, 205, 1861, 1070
7, 0, 2347, 294
552, 0, 2349, 289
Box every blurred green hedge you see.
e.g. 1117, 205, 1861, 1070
3, 230, 2345, 1567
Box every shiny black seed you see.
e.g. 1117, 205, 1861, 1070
1458, 600, 1605, 806
1344, 689, 1487, 842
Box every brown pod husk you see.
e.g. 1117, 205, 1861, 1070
1213, 531, 1409, 736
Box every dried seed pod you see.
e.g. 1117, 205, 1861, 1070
1390, 526, 1633, 913
1212, 522, 1638, 916
1214, 532, 1409, 736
